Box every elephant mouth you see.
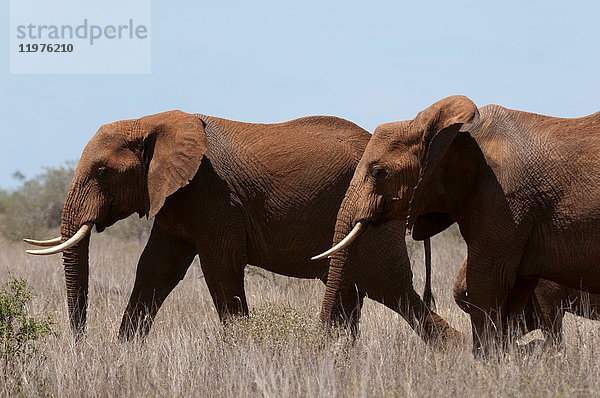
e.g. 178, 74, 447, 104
355, 196, 398, 226
310, 194, 408, 261
94, 216, 119, 233
363, 216, 387, 227
95, 200, 134, 232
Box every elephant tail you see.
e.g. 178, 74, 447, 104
423, 238, 436, 311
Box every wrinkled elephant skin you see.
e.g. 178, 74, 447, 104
321, 95, 600, 355
29, 111, 463, 345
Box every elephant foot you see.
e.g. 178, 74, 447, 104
515, 337, 545, 355
430, 328, 468, 349
420, 312, 468, 349
118, 311, 153, 342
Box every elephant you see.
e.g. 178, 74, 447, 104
314, 95, 600, 355
24, 110, 463, 344
453, 258, 600, 345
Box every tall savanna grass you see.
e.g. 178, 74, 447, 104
1, 227, 600, 397
2, 166, 599, 396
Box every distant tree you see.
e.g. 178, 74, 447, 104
0, 162, 75, 241
0, 161, 151, 242
10, 171, 25, 182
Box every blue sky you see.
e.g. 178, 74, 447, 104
1, 1, 599, 188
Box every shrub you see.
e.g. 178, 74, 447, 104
221, 305, 324, 352
0, 274, 52, 365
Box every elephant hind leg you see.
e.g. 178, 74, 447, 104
543, 307, 564, 346
200, 253, 249, 323
520, 290, 564, 347
521, 296, 543, 335
503, 277, 539, 341
534, 287, 567, 346
119, 225, 197, 341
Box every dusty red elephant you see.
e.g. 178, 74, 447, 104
453, 258, 600, 344
315, 95, 600, 355
25, 111, 462, 344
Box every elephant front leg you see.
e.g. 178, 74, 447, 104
466, 260, 532, 356
320, 278, 365, 338
357, 271, 465, 345
397, 288, 466, 345
119, 225, 197, 341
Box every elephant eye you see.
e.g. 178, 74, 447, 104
371, 168, 386, 179
97, 166, 109, 180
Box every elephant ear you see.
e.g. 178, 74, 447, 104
407, 96, 479, 229
134, 111, 208, 219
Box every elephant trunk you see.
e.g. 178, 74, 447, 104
60, 184, 92, 337
320, 184, 362, 324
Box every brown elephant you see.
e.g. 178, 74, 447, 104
25, 111, 462, 344
453, 258, 600, 344
315, 95, 600, 355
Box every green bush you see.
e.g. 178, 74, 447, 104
0, 275, 52, 364
221, 305, 324, 352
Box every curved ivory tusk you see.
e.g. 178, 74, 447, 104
26, 223, 93, 256
23, 237, 62, 246
311, 221, 367, 260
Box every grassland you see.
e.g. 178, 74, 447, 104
1, 227, 600, 397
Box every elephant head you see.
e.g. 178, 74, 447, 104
315, 95, 479, 322
25, 111, 207, 336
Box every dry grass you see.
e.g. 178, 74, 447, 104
1, 227, 600, 397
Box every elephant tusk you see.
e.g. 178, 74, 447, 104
311, 221, 367, 260
26, 223, 93, 256
23, 237, 62, 246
